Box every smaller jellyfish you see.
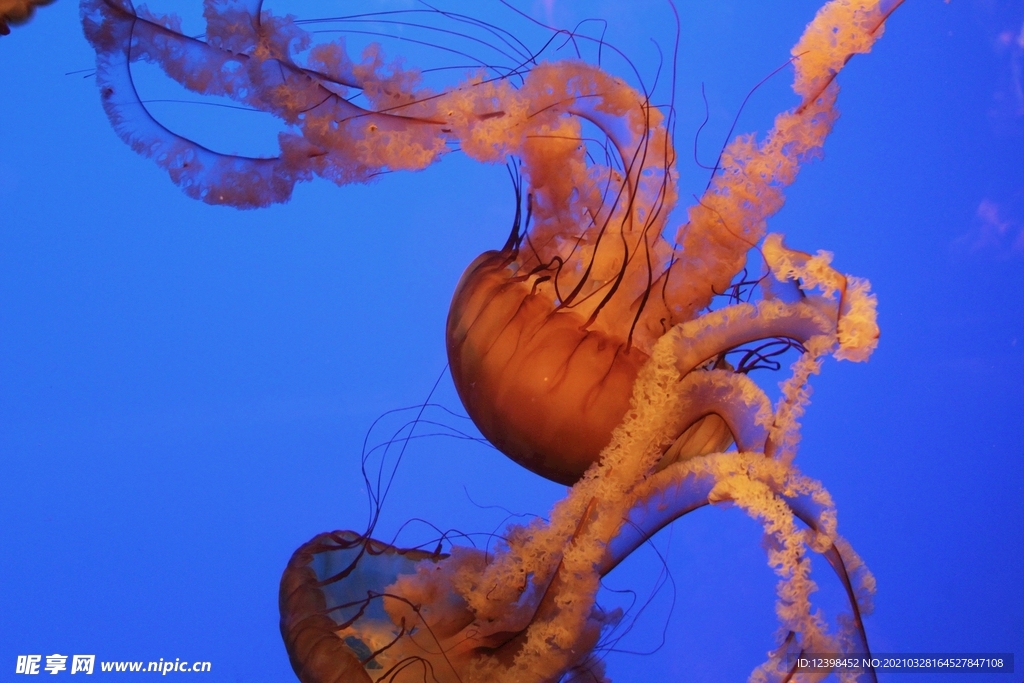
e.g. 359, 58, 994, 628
0, 0, 54, 35
82, 0, 898, 681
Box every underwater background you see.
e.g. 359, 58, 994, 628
2, 1, 1022, 681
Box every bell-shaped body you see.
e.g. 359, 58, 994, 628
447, 251, 652, 484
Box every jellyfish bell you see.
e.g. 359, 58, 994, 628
279, 532, 447, 683
280, 530, 618, 683
445, 222, 657, 486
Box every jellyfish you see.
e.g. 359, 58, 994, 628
0, 0, 54, 35
82, 0, 896, 681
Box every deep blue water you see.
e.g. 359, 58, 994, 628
1, 1, 1022, 681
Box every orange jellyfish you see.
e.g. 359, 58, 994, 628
0, 0, 54, 35
83, 0, 897, 680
